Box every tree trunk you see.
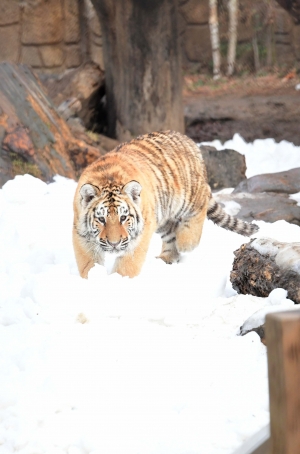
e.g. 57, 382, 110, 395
209, 0, 221, 80
91, 0, 184, 141
252, 34, 260, 72
230, 238, 300, 304
227, 0, 238, 76
266, 22, 274, 67
275, 0, 300, 23
0, 62, 103, 187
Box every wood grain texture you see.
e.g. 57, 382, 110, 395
266, 310, 300, 454
91, 0, 184, 140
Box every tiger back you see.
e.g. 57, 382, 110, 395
73, 130, 258, 278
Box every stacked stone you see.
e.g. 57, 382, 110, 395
178, 0, 298, 71
0, 0, 104, 74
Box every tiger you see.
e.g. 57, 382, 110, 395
73, 130, 259, 278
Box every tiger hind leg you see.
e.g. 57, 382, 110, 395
175, 209, 207, 254
157, 236, 180, 264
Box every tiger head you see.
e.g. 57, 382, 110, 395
77, 180, 144, 254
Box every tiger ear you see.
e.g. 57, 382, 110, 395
122, 180, 142, 203
79, 183, 100, 208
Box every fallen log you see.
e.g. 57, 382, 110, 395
0, 62, 104, 187
230, 238, 300, 304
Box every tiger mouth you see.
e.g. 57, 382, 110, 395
98, 239, 130, 253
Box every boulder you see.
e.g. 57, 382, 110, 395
0, 62, 104, 187
233, 168, 300, 194
214, 192, 300, 225
200, 145, 246, 190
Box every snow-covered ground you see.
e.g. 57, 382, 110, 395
203, 133, 300, 178
0, 134, 300, 454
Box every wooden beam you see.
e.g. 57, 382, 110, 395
266, 310, 300, 454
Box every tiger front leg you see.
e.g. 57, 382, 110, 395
114, 226, 155, 277
73, 227, 104, 278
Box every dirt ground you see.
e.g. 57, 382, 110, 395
184, 73, 300, 145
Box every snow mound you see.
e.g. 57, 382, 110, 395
1, 135, 300, 454
201, 133, 300, 178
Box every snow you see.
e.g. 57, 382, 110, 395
1, 135, 300, 454
252, 238, 300, 274
290, 191, 300, 206
240, 288, 295, 336
201, 133, 300, 178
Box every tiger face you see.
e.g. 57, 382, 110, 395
77, 180, 144, 255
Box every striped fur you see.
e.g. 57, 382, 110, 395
73, 130, 259, 278
207, 199, 258, 236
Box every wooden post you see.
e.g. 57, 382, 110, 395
266, 310, 300, 454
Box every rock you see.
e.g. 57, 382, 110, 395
65, 44, 82, 68
20, 46, 43, 68
0, 62, 103, 187
0, 0, 20, 26
200, 145, 246, 190
63, 0, 80, 44
180, 0, 209, 25
39, 45, 64, 68
184, 24, 211, 63
230, 238, 300, 304
0, 24, 20, 62
21, 0, 63, 45
214, 192, 300, 225
233, 167, 300, 194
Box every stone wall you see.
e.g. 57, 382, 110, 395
0, 0, 299, 75
179, 0, 300, 72
0, 0, 103, 73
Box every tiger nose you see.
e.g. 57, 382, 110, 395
107, 239, 121, 247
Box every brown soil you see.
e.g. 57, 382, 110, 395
184, 74, 300, 145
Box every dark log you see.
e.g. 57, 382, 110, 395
40, 62, 107, 134
91, 0, 184, 140
230, 238, 300, 304
0, 62, 104, 187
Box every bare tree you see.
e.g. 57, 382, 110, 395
209, 0, 221, 79
227, 0, 238, 76
252, 11, 261, 73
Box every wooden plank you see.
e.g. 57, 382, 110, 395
266, 310, 300, 454
232, 425, 270, 454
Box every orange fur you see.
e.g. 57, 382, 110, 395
73, 130, 258, 278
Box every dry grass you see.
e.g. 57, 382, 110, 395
183, 71, 300, 98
